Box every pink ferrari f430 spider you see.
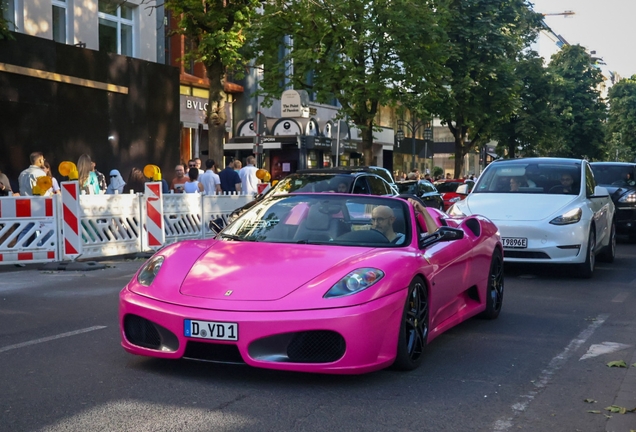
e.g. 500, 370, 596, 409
120, 193, 503, 374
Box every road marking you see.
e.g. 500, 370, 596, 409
612, 292, 629, 303
0, 326, 107, 354
493, 314, 608, 432
580, 342, 631, 360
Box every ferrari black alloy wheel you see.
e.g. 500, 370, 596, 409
393, 277, 428, 371
481, 248, 504, 319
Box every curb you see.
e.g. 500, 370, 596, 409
39, 261, 107, 271
606, 349, 636, 432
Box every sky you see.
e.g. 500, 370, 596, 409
529, 0, 636, 79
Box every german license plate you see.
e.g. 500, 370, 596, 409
184, 319, 238, 341
502, 237, 527, 248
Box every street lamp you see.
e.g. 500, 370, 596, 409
424, 124, 433, 175
397, 115, 426, 171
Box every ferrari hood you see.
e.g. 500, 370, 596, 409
464, 194, 576, 221
179, 241, 366, 301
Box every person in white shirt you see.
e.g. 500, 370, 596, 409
18, 152, 49, 196
238, 156, 260, 196
199, 159, 222, 195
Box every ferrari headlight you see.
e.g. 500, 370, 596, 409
324, 268, 384, 298
447, 204, 466, 217
137, 255, 165, 286
619, 193, 636, 203
549, 208, 582, 225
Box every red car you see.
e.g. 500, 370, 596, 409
434, 179, 475, 211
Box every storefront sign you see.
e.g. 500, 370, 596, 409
281, 89, 310, 118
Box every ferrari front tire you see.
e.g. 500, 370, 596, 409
480, 249, 504, 320
392, 277, 428, 371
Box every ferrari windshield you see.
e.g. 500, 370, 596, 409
473, 160, 582, 195
219, 194, 410, 247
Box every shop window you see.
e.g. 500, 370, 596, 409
98, 0, 135, 57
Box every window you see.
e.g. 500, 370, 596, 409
52, 0, 67, 43
1, 0, 15, 31
98, 0, 134, 57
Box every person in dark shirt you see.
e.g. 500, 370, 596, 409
219, 159, 242, 193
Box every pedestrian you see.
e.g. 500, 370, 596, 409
233, 159, 242, 172
194, 158, 205, 175
126, 167, 147, 193
18, 152, 48, 196
199, 159, 222, 195
77, 154, 100, 195
43, 161, 60, 194
171, 164, 188, 193
91, 161, 107, 193
219, 159, 242, 193
0, 169, 14, 196
106, 169, 126, 194
184, 168, 204, 193
238, 155, 260, 195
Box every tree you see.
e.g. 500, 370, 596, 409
0, 3, 13, 40
546, 44, 607, 160
250, 0, 446, 165
421, 0, 542, 177
492, 50, 558, 158
164, 0, 261, 164
606, 75, 636, 159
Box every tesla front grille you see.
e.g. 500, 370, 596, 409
287, 331, 346, 363
183, 341, 245, 364
504, 251, 551, 259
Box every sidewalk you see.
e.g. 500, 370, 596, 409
606, 349, 636, 432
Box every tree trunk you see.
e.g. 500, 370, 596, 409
454, 134, 464, 179
206, 60, 227, 166
360, 118, 375, 166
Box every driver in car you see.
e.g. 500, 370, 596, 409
371, 206, 405, 244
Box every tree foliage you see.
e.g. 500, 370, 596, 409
0, 3, 13, 40
164, 0, 261, 164
421, 0, 542, 176
545, 44, 607, 160
250, 0, 446, 163
493, 50, 557, 158
606, 75, 636, 160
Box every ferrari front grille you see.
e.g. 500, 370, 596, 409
183, 341, 244, 364
123, 314, 179, 351
287, 331, 346, 363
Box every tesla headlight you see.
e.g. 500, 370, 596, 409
324, 268, 384, 298
447, 204, 466, 217
549, 208, 582, 225
619, 193, 636, 203
137, 255, 165, 286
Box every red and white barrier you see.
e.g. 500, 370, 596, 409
0, 195, 58, 265
144, 182, 164, 248
61, 181, 82, 260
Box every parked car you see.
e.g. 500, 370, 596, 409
448, 157, 615, 278
223, 167, 397, 226
434, 179, 475, 211
396, 179, 444, 210
121, 193, 503, 374
590, 162, 636, 240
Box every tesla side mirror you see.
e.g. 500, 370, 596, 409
419, 226, 465, 249
591, 185, 610, 198
456, 184, 469, 195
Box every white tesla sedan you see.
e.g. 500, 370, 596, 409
448, 158, 615, 278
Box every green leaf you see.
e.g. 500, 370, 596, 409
584, 399, 597, 403
607, 360, 628, 368
605, 405, 629, 414
587, 410, 601, 414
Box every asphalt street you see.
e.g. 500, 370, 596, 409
1, 245, 636, 432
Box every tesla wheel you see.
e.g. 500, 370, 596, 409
393, 277, 428, 371
480, 249, 504, 319
578, 228, 596, 279
598, 221, 616, 263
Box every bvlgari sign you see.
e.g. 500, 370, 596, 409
281, 89, 310, 118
